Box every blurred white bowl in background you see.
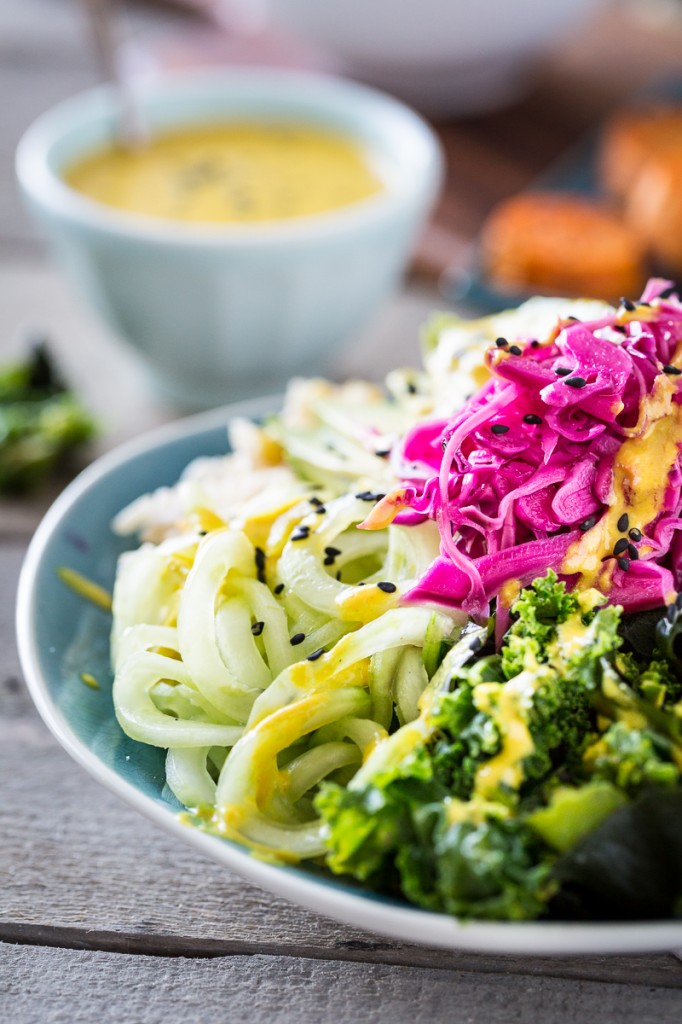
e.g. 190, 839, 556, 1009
266, 0, 606, 115
16, 70, 442, 410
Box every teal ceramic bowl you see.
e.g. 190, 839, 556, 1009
15, 400, 682, 955
16, 71, 442, 409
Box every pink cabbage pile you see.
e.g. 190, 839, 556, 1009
394, 280, 682, 617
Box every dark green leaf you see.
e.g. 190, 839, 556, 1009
551, 788, 682, 919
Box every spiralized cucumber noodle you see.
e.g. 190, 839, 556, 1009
111, 454, 466, 859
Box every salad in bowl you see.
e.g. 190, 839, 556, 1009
106, 280, 682, 923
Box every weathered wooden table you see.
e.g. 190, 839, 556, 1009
3, 2, 682, 1020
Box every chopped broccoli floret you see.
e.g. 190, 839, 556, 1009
524, 673, 594, 784
429, 682, 501, 799
586, 722, 680, 793
501, 571, 580, 678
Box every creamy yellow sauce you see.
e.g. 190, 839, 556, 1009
472, 672, 541, 798
64, 123, 383, 223
562, 371, 682, 595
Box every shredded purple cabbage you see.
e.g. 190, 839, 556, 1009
394, 280, 682, 616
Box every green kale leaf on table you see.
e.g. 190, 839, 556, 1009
0, 341, 96, 493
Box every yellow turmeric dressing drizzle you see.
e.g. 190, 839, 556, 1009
472, 672, 542, 798
64, 123, 383, 224
561, 371, 682, 596
57, 566, 112, 612
498, 577, 522, 609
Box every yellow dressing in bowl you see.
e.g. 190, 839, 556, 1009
63, 122, 384, 224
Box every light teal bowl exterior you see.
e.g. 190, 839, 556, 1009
16, 71, 443, 408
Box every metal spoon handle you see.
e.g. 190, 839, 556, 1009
81, 0, 147, 148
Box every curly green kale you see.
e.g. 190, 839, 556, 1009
0, 342, 95, 493
397, 803, 555, 921
317, 771, 555, 920
652, 602, 682, 703
586, 722, 679, 792
500, 571, 581, 679
316, 572, 682, 922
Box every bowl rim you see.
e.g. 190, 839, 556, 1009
14, 397, 682, 956
15, 67, 444, 249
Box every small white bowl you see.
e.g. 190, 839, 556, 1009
16, 70, 442, 409
267, 0, 606, 115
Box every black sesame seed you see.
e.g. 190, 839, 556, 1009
613, 325, 627, 334
617, 556, 630, 571
254, 546, 266, 584
315, 506, 326, 515
251, 621, 265, 636
617, 513, 629, 532
620, 297, 636, 311
663, 364, 682, 375
323, 556, 335, 566
567, 315, 580, 322
336, 571, 342, 581
291, 526, 310, 541
491, 424, 510, 435
659, 286, 677, 300
290, 632, 305, 646
469, 636, 483, 652
628, 543, 639, 560
614, 537, 629, 556
376, 449, 391, 459
530, 340, 540, 348
274, 583, 285, 595
579, 516, 596, 532
523, 414, 542, 425
307, 648, 325, 662
495, 336, 508, 348
377, 581, 397, 593
406, 382, 417, 395
509, 344, 522, 356
309, 496, 323, 507
355, 491, 386, 502
555, 366, 571, 376
628, 528, 642, 542
565, 376, 587, 388
325, 546, 341, 558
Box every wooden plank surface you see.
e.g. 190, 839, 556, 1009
3, 943, 682, 1024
